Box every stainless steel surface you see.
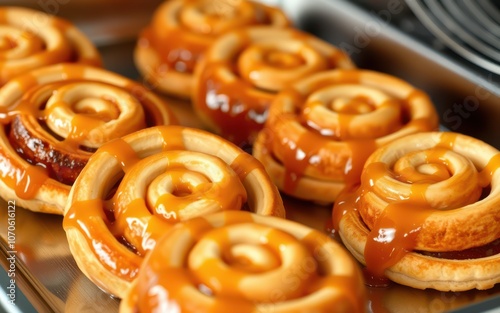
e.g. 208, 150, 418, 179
1, 0, 500, 312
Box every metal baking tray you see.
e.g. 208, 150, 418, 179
1, 0, 500, 312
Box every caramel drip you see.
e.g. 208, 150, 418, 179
99, 139, 140, 173
360, 161, 435, 276
230, 152, 264, 180
14, 165, 49, 199
65, 109, 106, 149
141, 27, 206, 75
282, 129, 327, 193
334, 104, 354, 141
61, 63, 87, 80
480, 153, 500, 186
344, 140, 378, 186
331, 184, 360, 233
196, 61, 274, 145
157, 126, 186, 151
112, 197, 171, 255
63, 199, 142, 280
437, 132, 458, 149
364, 201, 434, 277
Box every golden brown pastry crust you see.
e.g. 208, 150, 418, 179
336, 132, 500, 291
63, 126, 285, 298
134, 0, 289, 99
253, 70, 439, 203
0, 6, 101, 85
192, 26, 355, 146
119, 211, 366, 313
0, 64, 177, 214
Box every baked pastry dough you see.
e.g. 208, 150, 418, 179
193, 26, 355, 146
135, 0, 289, 99
0, 64, 177, 214
0, 6, 101, 85
119, 210, 366, 313
253, 69, 439, 203
63, 125, 285, 298
334, 132, 500, 291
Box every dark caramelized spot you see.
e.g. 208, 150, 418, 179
8, 116, 90, 185
116, 235, 141, 256
418, 238, 500, 260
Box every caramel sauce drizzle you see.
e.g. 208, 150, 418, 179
196, 61, 274, 145
480, 153, 500, 186
0, 63, 172, 198
333, 132, 497, 283
269, 73, 438, 197
64, 127, 259, 281
142, 1, 283, 76
134, 212, 365, 312
99, 138, 140, 173
141, 27, 206, 74
230, 151, 264, 180
63, 198, 142, 280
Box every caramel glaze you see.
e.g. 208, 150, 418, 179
64, 127, 264, 282
195, 60, 275, 145
0, 69, 172, 199
263, 70, 438, 197
0, 7, 101, 85
332, 132, 500, 284
140, 0, 284, 77
195, 31, 356, 147
131, 211, 366, 313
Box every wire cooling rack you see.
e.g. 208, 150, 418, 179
407, 0, 500, 75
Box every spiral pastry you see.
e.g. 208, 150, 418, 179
119, 210, 366, 313
193, 27, 355, 146
333, 132, 500, 291
253, 69, 439, 203
63, 125, 285, 298
134, 0, 289, 99
0, 7, 101, 86
0, 64, 177, 214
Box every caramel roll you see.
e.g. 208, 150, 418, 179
119, 210, 366, 313
0, 7, 101, 86
193, 27, 355, 146
134, 0, 289, 99
0, 64, 177, 214
63, 125, 285, 298
334, 132, 500, 291
253, 69, 439, 203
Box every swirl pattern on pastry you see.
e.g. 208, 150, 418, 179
193, 27, 355, 146
0, 64, 177, 214
135, 0, 289, 98
333, 132, 500, 291
253, 69, 439, 203
119, 210, 366, 313
0, 6, 101, 86
63, 125, 285, 298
